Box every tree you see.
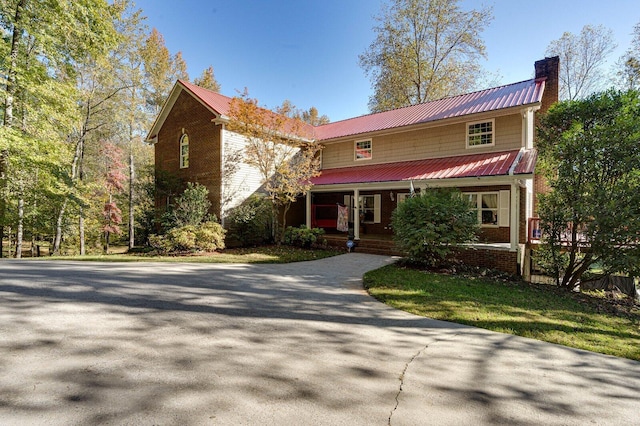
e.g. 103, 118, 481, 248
614, 21, 640, 91
536, 90, 640, 290
194, 66, 221, 92
0, 0, 117, 257
359, 0, 492, 113
391, 188, 478, 267
299, 107, 330, 126
545, 25, 616, 101
141, 28, 189, 115
167, 182, 212, 228
99, 142, 127, 253
226, 91, 322, 243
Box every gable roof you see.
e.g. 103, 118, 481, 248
148, 77, 545, 143
311, 148, 537, 186
313, 79, 545, 141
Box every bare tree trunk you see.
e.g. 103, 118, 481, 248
15, 195, 23, 258
0, 149, 7, 259
52, 198, 67, 255
79, 208, 85, 255
128, 146, 135, 249
4, 0, 25, 127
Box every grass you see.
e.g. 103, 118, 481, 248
363, 264, 640, 361
13, 245, 343, 264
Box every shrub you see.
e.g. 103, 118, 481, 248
391, 188, 478, 267
163, 182, 213, 229
149, 221, 226, 254
283, 225, 325, 248
226, 195, 273, 246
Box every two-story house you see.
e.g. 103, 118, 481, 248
147, 56, 559, 276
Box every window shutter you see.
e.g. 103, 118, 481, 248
499, 190, 510, 227
374, 194, 381, 223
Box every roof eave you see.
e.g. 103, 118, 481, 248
145, 80, 222, 143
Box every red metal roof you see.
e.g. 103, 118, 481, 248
313, 79, 545, 141
178, 78, 545, 142
311, 149, 537, 186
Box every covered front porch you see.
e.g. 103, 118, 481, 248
304, 175, 527, 252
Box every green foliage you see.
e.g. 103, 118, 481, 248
364, 265, 640, 360
165, 182, 213, 229
537, 89, 640, 289
226, 194, 273, 247
359, 0, 492, 112
391, 188, 479, 267
283, 225, 325, 248
149, 221, 225, 254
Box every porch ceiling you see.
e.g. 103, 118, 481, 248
311, 149, 536, 186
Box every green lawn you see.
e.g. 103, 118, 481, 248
19, 245, 342, 264
364, 265, 640, 361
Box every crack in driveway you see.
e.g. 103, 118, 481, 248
388, 342, 429, 425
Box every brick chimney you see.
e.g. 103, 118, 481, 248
535, 56, 559, 113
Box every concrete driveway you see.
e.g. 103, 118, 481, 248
0, 253, 638, 425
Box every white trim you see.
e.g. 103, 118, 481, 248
310, 175, 531, 193
466, 118, 495, 149
510, 184, 519, 251
499, 190, 510, 227
354, 139, 372, 161
179, 133, 189, 169
305, 191, 312, 228
145, 81, 221, 142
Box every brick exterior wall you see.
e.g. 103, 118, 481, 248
533, 56, 559, 214
155, 90, 223, 217
456, 248, 519, 275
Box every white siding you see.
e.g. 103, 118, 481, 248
221, 130, 265, 218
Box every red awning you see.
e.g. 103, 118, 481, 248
311, 149, 536, 186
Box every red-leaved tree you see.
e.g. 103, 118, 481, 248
100, 142, 127, 253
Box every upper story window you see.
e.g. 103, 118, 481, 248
466, 119, 494, 148
355, 139, 372, 160
179, 133, 189, 168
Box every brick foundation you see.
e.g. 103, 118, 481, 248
455, 248, 519, 275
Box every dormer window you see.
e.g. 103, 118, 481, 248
467, 119, 494, 148
355, 139, 372, 160
179, 133, 189, 168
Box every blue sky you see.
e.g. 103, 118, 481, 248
133, 0, 638, 122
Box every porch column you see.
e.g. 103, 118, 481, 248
353, 188, 360, 240
305, 191, 312, 229
510, 183, 519, 251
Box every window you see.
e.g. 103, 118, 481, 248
355, 139, 372, 160
467, 119, 494, 148
465, 192, 499, 226
179, 133, 189, 168
464, 191, 510, 227
343, 194, 381, 223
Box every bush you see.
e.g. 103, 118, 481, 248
149, 221, 226, 254
283, 225, 325, 248
391, 188, 478, 267
226, 195, 273, 246
163, 182, 213, 230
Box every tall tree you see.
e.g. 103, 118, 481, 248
614, 21, 640, 91
359, 0, 492, 113
227, 91, 322, 243
545, 25, 616, 101
194, 65, 221, 92
141, 28, 189, 115
0, 0, 117, 257
536, 90, 640, 289
99, 142, 126, 253
299, 107, 330, 126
